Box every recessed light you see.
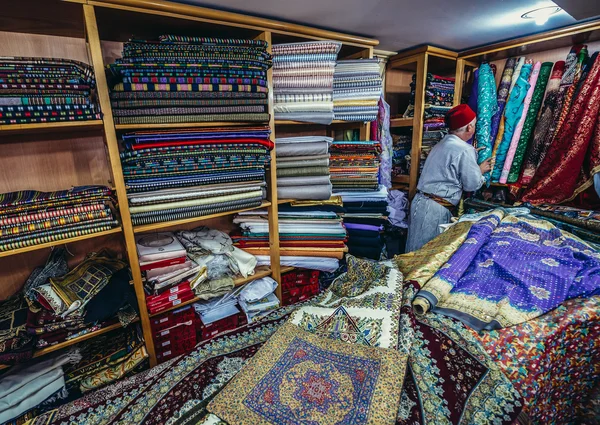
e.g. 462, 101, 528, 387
521, 6, 562, 26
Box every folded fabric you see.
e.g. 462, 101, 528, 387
277, 184, 333, 200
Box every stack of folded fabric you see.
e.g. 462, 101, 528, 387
275, 135, 333, 200
108, 35, 271, 125
0, 57, 101, 125
392, 133, 411, 178
0, 350, 82, 424
232, 201, 346, 272
417, 130, 447, 173
329, 140, 381, 192
333, 58, 382, 121
273, 41, 341, 124
120, 127, 272, 226
403, 73, 455, 124
237, 276, 280, 323
337, 185, 389, 260
0, 186, 118, 252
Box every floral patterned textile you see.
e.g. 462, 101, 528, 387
414, 209, 600, 330
207, 322, 405, 425
473, 296, 600, 424
329, 254, 389, 298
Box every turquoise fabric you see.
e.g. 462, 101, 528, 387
491, 64, 532, 182
474, 63, 498, 184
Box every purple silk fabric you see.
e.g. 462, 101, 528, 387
417, 210, 600, 331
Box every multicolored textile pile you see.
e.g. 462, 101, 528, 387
333, 58, 382, 121
232, 202, 347, 271
0, 57, 101, 125
120, 127, 272, 226
0, 186, 118, 252
329, 140, 381, 192
0, 248, 138, 366
108, 35, 271, 125
392, 133, 411, 177
273, 41, 341, 124
404, 73, 455, 130
274, 135, 332, 200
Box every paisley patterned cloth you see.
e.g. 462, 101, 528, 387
523, 52, 600, 204
491, 62, 532, 182
413, 209, 600, 330
329, 255, 389, 298
499, 61, 540, 183
473, 63, 498, 183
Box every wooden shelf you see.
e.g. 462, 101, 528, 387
278, 198, 296, 204
0, 120, 104, 135
390, 118, 413, 128
392, 175, 410, 184
115, 122, 265, 131
0, 227, 123, 258
280, 266, 296, 274
133, 201, 272, 233
0, 321, 132, 371
148, 265, 273, 318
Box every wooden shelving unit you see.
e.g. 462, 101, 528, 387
385, 46, 457, 198
0, 0, 378, 368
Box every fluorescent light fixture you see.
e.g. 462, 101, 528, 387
521, 6, 562, 26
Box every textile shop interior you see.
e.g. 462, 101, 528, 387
0, 0, 599, 424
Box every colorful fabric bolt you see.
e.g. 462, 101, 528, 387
474, 63, 498, 183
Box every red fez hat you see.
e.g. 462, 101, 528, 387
445, 104, 476, 131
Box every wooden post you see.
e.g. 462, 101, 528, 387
256, 31, 282, 300
409, 53, 428, 199
454, 59, 465, 107
82, 4, 157, 366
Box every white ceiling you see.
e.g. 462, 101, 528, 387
176, 0, 600, 51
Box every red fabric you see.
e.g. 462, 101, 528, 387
445, 104, 476, 131
132, 138, 274, 151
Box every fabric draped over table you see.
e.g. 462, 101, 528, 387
523, 51, 600, 204
412, 209, 600, 331
473, 63, 498, 183
499, 61, 540, 183
491, 62, 532, 182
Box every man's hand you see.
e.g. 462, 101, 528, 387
479, 157, 493, 174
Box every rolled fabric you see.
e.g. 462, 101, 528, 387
277, 184, 332, 200
489, 58, 517, 148
490, 57, 525, 174
276, 158, 329, 169
276, 166, 330, 178
491, 61, 532, 182
474, 63, 498, 183
500, 61, 539, 183
276, 175, 332, 187
467, 68, 479, 119
507, 62, 553, 183
520, 61, 566, 184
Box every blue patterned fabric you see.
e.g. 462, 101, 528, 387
474, 63, 498, 183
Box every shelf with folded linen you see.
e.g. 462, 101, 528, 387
333, 58, 382, 122
135, 230, 273, 318
120, 127, 273, 228
0, 120, 104, 136
0, 186, 121, 256
0, 248, 141, 373
107, 35, 272, 126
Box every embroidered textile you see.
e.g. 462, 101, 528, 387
474, 63, 498, 183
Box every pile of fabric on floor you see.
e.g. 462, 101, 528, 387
272, 41, 341, 124
329, 140, 381, 192
338, 186, 388, 260
332, 58, 382, 121
0, 247, 138, 365
120, 127, 272, 226
232, 200, 346, 272
0, 57, 101, 125
470, 45, 600, 207
0, 186, 118, 252
108, 35, 271, 125
274, 135, 332, 200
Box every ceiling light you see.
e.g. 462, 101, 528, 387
521, 6, 562, 26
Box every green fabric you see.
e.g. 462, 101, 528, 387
507, 62, 553, 183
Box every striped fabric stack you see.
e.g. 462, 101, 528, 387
0, 186, 118, 251
0, 57, 101, 125
329, 141, 381, 192
108, 35, 271, 125
333, 59, 382, 121
273, 41, 341, 124
120, 127, 272, 226
275, 136, 333, 200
